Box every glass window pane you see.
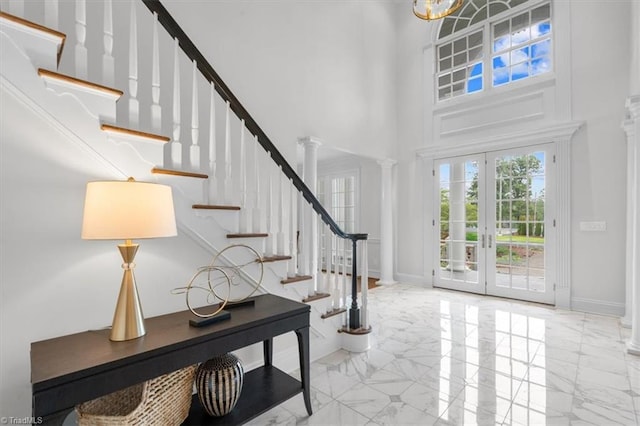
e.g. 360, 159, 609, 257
439, 43, 452, 59
532, 3, 550, 23
454, 37, 467, 53
440, 57, 452, 72
469, 31, 483, 48
468, 62, 482, 78
453, 68, 466, 82
439, 18, 456, 39
454, 52, 467, 67
439, 73, 452, 86
531, 57, 549, 75
531, 39, 549, 58
439, 86, 452, 100
489, 2, 509, 17
452, 82, 465, 96
511, 61, 530, 80
469, 46, 483, 61
470, 6, 487, 25
511, 46, 530, 65
468, 77, 483, 93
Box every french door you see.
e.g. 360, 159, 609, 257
434, 144, 555, 304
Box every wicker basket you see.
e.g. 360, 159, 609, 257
75, 365, 196, 426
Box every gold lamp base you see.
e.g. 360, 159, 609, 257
110, 241, 146, 341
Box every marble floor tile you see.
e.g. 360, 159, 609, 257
263, 283, 640, 425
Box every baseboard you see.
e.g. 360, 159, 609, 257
571, 297, 625, 317
395, 272, 431, 287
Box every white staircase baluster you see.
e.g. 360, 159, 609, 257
207, 83, 217, 203
75, 0, 87, 79
44, 0, 58, 31
332, 234, 339, 310
264, 165, 273, 256
151, 12, 161, 133
276, 170, 285, 255
239, 121, 248, 232
102, 0, 114, 87
189, 60, 200, 171
307, 202, 315, 297
171, 37, 182, 168
288, 182, 298, 276
324, 223, 331, 299
317, 219, 324, 293
361, 240, 369, 329
252, 136, 261, 233
128, 0, 138, 127
341, 238, 347, 315
223, 101, 232, 204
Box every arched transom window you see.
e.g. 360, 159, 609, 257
436, 0, 552, 101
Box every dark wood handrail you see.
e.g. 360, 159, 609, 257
141, 0, 367, 243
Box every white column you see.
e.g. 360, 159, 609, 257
299, 136, 322, 294
625, 96, 640, 355
623, 115, 636, 328
377, 159, 397, 285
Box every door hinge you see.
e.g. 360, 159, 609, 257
432, 169, 435, 177
554, 283, 556, 291
553, 155, 556, 163
553, 219, 556, 227
432, 219, 435, 226
432, 269, 435, 277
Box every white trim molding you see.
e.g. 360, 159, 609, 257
417, 121, 583, 309
623, 95, 640, 355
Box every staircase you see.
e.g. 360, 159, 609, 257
0, 0, 371, 360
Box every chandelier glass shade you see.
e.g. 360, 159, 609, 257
413, 0, 464, 20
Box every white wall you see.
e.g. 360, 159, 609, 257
162, 0, 398, 163
568, 1, 631, 312
393, 0, 634, 312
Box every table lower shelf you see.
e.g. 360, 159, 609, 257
182, 365, 303, 425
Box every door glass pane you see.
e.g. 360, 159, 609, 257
439, 160, 479, 284
493, 152, 546, 292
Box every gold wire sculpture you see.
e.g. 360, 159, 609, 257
173, 244, 265, 318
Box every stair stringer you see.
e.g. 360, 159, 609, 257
1, 23, 345, 370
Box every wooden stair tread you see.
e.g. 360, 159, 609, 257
302, 293, 330, 303
281, 275, 313, 285
0, 11, 66, 64
260, 255, 292, 263
38, 69, 123, 98
193, 204, 241, 211
227, 233, 268, 239
101, 124, 169, 143
321, 308, 347, 319
151, 168, 208, 179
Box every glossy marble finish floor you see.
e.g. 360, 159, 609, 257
249, 283, 640, 426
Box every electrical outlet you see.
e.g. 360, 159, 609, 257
579, 221, 606, 232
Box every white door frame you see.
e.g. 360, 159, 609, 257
418, 122, 583, 308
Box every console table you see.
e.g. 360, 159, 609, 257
31, 294, 312, 425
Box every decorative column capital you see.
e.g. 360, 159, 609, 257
625, 94, 640, 119
377, 158, 397, 169
297, 136, 323, 149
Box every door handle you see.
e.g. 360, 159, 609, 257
489, 235, 493, 248
481, 234, 486, 248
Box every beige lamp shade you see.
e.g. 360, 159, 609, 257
82, 179, 177, 240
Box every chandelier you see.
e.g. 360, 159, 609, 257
413, 0, 463, 20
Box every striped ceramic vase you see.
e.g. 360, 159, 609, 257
195, 353, 244, 417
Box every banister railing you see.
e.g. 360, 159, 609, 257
140, 0, 368, 329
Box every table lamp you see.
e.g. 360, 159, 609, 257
82, 177, 177, 341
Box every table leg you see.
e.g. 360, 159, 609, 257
295, 326, 312, 416
263, 338, 273, 367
